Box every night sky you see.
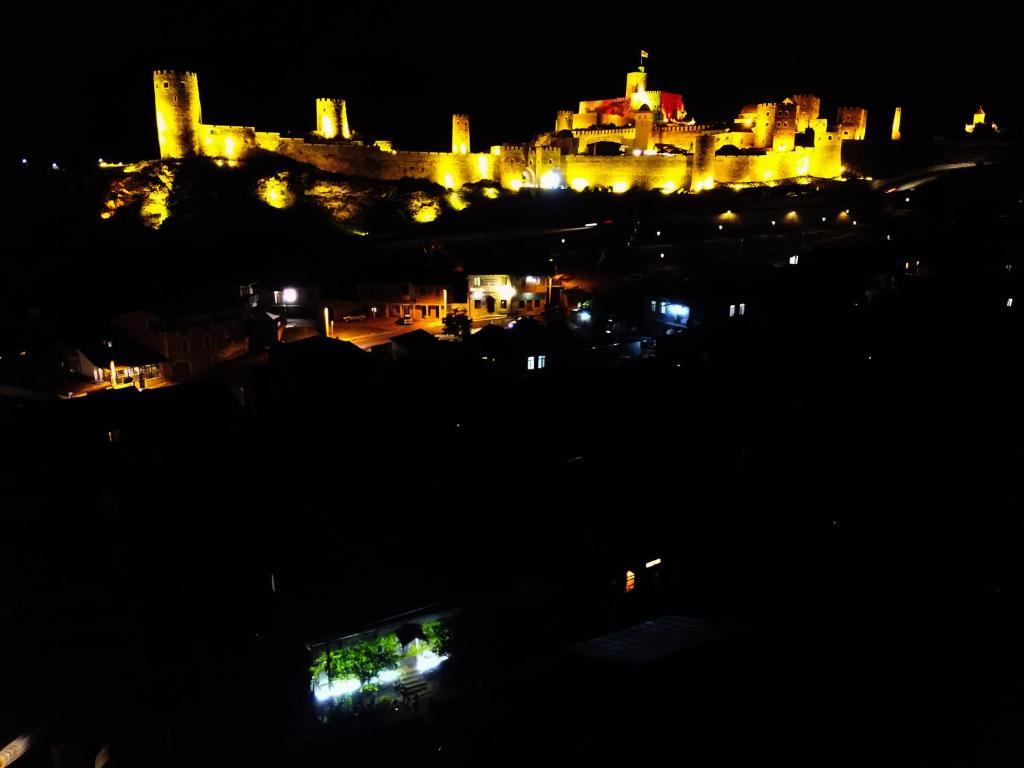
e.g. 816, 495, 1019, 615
9, 2, 1017, 166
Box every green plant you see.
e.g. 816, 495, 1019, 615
422, 619, 452, 658
324, 633, 401, 685
442, 311, 472, 338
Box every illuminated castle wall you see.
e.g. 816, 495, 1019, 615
152, 63, 857, 193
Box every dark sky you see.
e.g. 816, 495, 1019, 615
8, 1, 1016, 166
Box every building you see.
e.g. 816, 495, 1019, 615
357, 281, 450, 320
113, 306, 249, 381
151, 53, 856, 193
466, 274, 557, 321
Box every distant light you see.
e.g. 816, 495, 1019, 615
416, 649, 448, 674
886, 234, 892, 241
584, 222, 598, 227
51, 162, 58, 170
905, 196, 910, 202
578, 310, 591, 322
377, 669, 400, 684
1008, 298, 1015, 308
645, 558, 662, 568
771, 220, 776, 226
21, 158, 27, 164
281, 287, 298, 304
718, 224, 723, 230
656, 230, 661, 236
540, 169, 561, 189
666, 304, 689, 321
560, 237, 566, 244
660, 253, 665, 259
821, 216, 826, 222
314, 677, 360, 702
852, 220, 857, 226
612, 181, 629, 194
789, 254, 799, 265
98, 158, 103, 164
571, 177, 589, 192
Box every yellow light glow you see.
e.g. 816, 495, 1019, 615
459, 143, 467, 154
224, 137, 236, 159
763, 170, 774, 181
447, 192, 469, 211
743, 118, 753, 127
693, 176, 715, 192
257, 174, 295, 209
482, 187, 499, 199
612, 181, 629, 194
509, 179, 522, 191
477, 155, 489, 176
570, 178, 588, 192
491, 146, 501, 155
796, 156, 810, 176
497, 283, 516, 301
661, 181, 676, 194
321, 114, 334, 138
443, 173, 455, 190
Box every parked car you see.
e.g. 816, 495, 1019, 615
396, 316, 414, 325
341, 314, 367, 322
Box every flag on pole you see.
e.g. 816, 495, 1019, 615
640, 50, 649, 58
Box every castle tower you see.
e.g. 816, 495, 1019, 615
315, 98, 350, 140
452, 114, 470, 155
791, 94, 821, 133
153, 71, 202, 159
626, 69, 648, 100
753, 102, 777, 149
891, 107, 902, 141
555, 110, 574, 132
633, 105, 653, 152
690, 133, 717, 192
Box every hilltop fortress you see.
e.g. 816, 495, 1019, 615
153, 60, 864, 193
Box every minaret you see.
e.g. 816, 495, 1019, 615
452, 114, 470, 155
891, 107, 902, 141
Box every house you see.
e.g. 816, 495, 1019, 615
113, 305, 249, 381
466, 273, 560, 321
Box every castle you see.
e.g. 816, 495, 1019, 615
153, 58, 864, 194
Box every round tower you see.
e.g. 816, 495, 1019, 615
555, 110, 574, 133
315, 98, 350, 140
452, 114, 470, 155
633, 105, 653, 152
690, 133, 717, 192
153, 70, 202, 159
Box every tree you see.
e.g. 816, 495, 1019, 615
443, 310, 472, 337
326, 634, 400, 686
423, 619, 453, 657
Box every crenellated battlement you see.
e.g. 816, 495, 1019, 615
147, 61, 849, 192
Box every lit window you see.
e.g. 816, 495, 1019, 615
1009, 298, 1015, 308
789, 254, 799, 265
527, 356, 535, 370
625, 570, 635, 593
729, 304, 736, 317
651, 300, 657, 312
473, 276, 481, 286
538, 355, 546, 369
500, 299, 507, 309
739, 303, 746, 315
474, 300, 481, 309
